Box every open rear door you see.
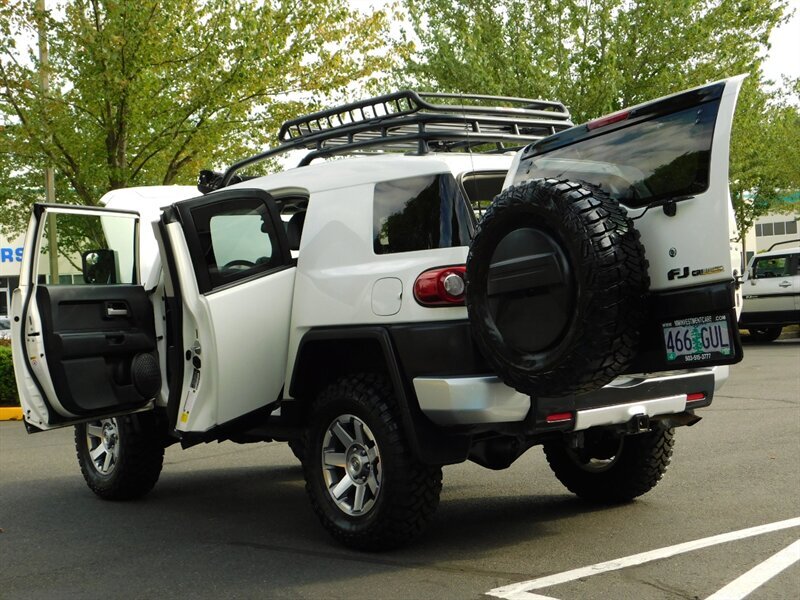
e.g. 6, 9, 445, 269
11, 204, 160, 432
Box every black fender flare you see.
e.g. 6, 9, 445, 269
290, 326, 470, 466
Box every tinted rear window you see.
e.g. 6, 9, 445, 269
517, 101, 720, 208
373, 174, 473, 254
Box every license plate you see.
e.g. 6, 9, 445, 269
662, 314, 733, 363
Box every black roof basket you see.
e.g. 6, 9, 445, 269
201, 90, 573, 192
767, 238, 800, 252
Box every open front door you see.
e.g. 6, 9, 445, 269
11, 204, 160, 431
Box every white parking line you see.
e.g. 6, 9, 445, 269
705, 538, 800, 600
487, 517, 800, 600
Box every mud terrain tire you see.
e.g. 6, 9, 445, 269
303, 373, 443, 550
543, 423, 675, 502
75, 412, 164, 500
466, 178, 648, 397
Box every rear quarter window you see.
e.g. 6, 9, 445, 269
373, 173, 474, 254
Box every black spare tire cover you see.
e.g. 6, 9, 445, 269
466, 179, 649, 397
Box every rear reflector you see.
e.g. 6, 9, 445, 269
546, 412, 573, 423
686, 392, 706, 403
414, 266, 467, 307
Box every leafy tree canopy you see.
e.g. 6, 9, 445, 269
0, 0, 402, 235
399, 0, 799, 237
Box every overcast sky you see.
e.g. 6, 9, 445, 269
762, 0, 800, 84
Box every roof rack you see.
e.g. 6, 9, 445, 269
203, 90, 573, 192
767, 238, 800, 252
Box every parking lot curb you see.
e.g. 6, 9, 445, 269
0, 407, 23, 421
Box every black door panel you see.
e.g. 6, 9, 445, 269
35, 285, 158, 416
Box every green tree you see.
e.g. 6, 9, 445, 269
399, 0, 798, 237
730, 78, 800, 242
0, 0, 401, 235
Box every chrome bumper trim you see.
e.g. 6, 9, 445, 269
573, 395, 686, 431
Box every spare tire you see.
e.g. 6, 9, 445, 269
466, 179, 648, 397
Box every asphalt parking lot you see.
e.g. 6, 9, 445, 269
1, 337, 798, 600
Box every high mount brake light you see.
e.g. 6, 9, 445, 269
587, 110, 630, 131
414, 266, 467, 307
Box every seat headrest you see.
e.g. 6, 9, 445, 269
286, 211, 306, 251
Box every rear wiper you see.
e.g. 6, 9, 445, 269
631, 194, 695, 220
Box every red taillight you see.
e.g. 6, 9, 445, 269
546, 412, 573, 424
686, 392, 706, 403
587, 110, 630, 131
414, 266, 467, 307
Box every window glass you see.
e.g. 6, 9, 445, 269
774, 221, 786, 235
786, 220, 798, 235
190, 198, 279, 290
755, 224, 762, 237
373, 173, 473, 254
753, 256, 789, 279
521, 100, 720, 208
37, 212, 136, 285
762, 223, 774, 236
210, 215, 273, 267
460, 171, 506, 218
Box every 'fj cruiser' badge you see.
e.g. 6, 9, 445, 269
667, 265, 724, 280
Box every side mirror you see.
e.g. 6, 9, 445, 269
82, 249, 119, 284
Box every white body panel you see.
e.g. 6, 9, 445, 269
101, 185, 199, 285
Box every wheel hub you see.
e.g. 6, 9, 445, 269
101, 422, 118, 451
85, 418, 120, 476
345, 445, 370, 482
321, 414, 382, 516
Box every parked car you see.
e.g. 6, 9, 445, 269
739, 242, 800, 341
0, 315, 11, 339
11, 77, 746, 550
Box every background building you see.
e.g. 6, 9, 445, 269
0, 232, 24, 316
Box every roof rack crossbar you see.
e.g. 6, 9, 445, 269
216, 89, 572, 189
296, 129, 552, 167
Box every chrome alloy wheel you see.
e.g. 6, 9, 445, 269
321, 414, 382, 516
85, 418, 120, 475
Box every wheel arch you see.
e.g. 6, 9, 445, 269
289, 327, 470, 466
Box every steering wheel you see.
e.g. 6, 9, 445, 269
221, 259, 255, 271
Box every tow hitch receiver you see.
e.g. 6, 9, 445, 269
628, 413, 651, 433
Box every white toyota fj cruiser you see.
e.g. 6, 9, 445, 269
738, 241, 800, 341
11, 77, 746, 549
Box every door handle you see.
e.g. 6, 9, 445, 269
106, 307, 128, 317
778, 281, 791, 288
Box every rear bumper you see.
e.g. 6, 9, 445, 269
414, 367, 722, 429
